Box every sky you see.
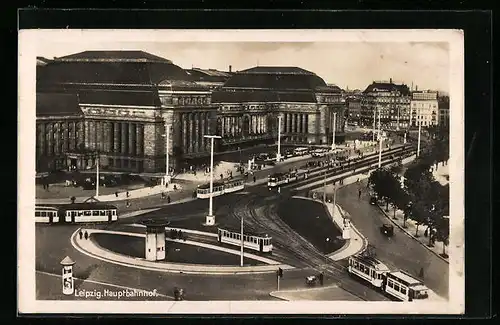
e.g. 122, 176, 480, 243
35, 41, 450, 93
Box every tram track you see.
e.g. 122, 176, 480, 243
281, 146, 417, 191
226, 191, 389, 301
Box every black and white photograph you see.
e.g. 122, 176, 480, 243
18, 29, 464, 314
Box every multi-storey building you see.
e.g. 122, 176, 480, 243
361, 79, 411, 129
36, 51, 346, 174
410, 90, 439, 127
346, 98, 362, 124
438, 95, 450, 127
36, 51, 217, 173
211, 67, 346, 149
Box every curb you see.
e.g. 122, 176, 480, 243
377, 206, 449, 264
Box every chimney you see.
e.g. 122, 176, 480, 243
389, 78, 393, 84
229, 65, 232, 73
416, 85, 418, 91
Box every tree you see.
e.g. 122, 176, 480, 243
435, 216, 450, 258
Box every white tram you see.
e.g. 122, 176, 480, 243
384, 270, 432, 302
348, 254, 391, 288
35, 206, 60, 224
196, 176, 245, 199
217, 227, 273, 253
35, 203, 118, 224
347, 254, 443, 302
267, 169, 308, 189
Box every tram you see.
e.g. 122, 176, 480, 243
35, 203, 118, 224
217, 227, 273, 253
267, 169, 308, 189
348, 254, 443, 302
196, 176, 245, 199
347, 254, 391, 288
34, 206, 60, 224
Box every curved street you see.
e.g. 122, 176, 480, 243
334, 179, 449, 299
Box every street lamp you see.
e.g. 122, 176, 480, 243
325, 238, 330, 265
331, 112, 337, 151
240, 213, 244, 267
378, 107, 382, 168
95, 151, 100, 198
276, 115, 282, 163
161, 121, 170, 185
204, 134, 222, 226
372, 109, 376, 142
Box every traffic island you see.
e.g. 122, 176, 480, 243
92, 232, 264, 266
71, 228, 294, 275
276, 198, 346, 254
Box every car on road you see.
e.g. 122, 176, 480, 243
380, 224, 394, 237
311, 148, 328, 157
306, 275, 319, 286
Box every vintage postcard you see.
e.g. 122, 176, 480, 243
18, 29, 464, 314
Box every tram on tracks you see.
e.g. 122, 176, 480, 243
196, 176, 245, 199
267, 169, 308, 190
35, 203, 118, 224
217, 227, 273, 253
347, 254, 443, 302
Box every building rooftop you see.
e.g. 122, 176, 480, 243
53, 50, 173, 63
363, 81, 411, 96
211, 90, 317, 103
36, 92, 83, 117
37, 50, 194, 87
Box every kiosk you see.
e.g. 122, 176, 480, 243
342, 217, 352, 240
142, 219, 170, 261
60, 256, 76, 295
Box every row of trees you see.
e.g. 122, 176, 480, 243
368, 140, 450, 257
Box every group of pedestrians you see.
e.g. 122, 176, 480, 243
78, 230, 89, 240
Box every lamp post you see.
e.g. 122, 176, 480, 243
331, 112, 337, 151
378, 107, 382, 168
417, 121, 422, 157
396, 105, 400, 131
372, 109, 376, 142
240, 213, 244, 267
161, 121, 170, 185
95, 151, 100, 198
203, 134, 222, 226
325, 238, 330, 265
332, 181, 337, 217
276, 115, 282, 163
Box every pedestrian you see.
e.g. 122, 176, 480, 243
115, 191, 118, 198
161, 192, 165, 199
358, 189, 362, 199
84, 231, 88, 240
167, 195, 171, 204
126, 191, 130, 198
253, 175, 256, 183
126, 200, 131, 208
278, 186, 281, 193
78, 230, 83, 240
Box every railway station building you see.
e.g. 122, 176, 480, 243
36, 51, 346, 174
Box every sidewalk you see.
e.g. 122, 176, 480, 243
36, 183, 183, 204
325, 203, 367, 261
377, 206, 449, 263
71, 228, 293, 275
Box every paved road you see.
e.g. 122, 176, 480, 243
333, 179, 449, 299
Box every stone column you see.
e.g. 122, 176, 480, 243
106, 122, 112, 153
113, 122, 119, 153
136, 124, 143, 156
182, 113, 188, 152
129, 123, 135, 156
46, 123, 52, 155
288, 113, 292, 134
189, 113, 195, 153
121, 122, 127, 155
195, 113, 201, 152
200, 113, 206, 151
84, 121, 90, 150
95, 121, 101, 152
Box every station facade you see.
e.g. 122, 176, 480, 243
36, 51, 346, 173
